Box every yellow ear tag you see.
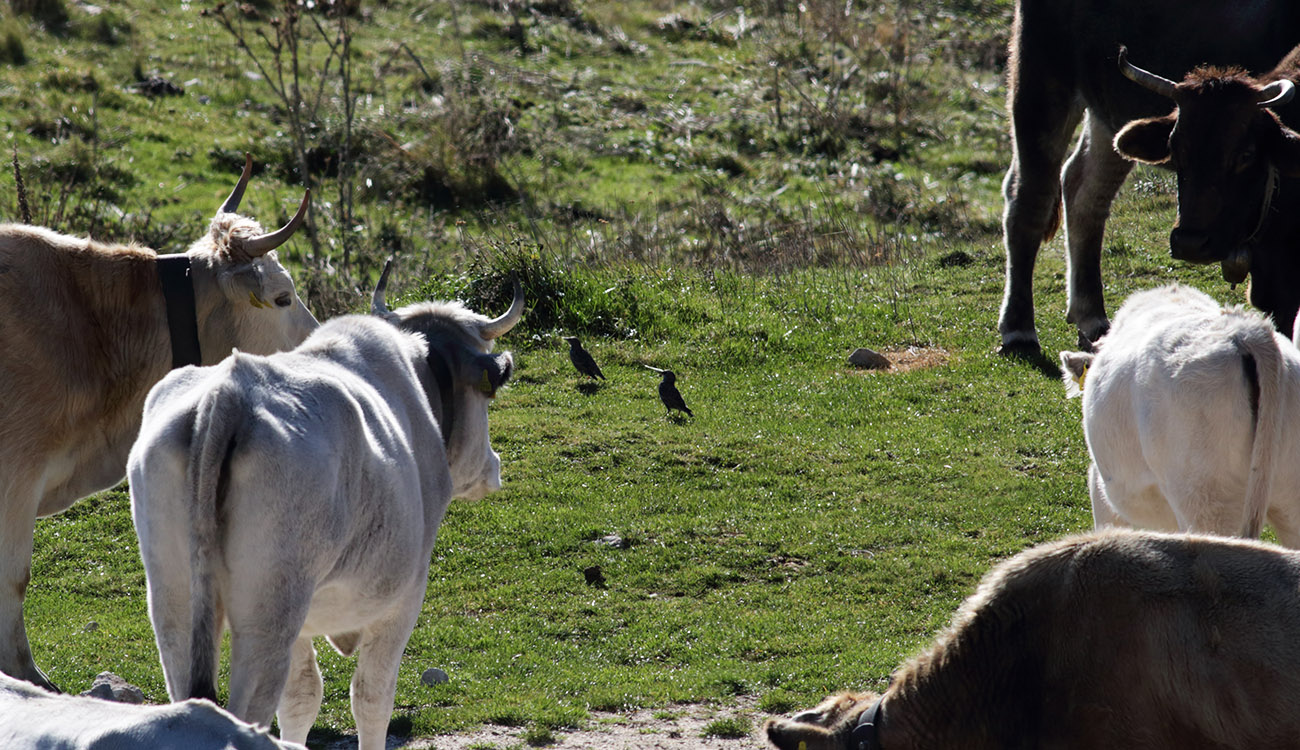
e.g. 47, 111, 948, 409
1072, 363, 1089, 390
798, 742, 807, 750
478, 370, 496, 398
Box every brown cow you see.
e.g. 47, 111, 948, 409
0, 157, 317, 691
765, 529, 1300, 749
998, 0, 1300, 354
1114, 48, 1300, 337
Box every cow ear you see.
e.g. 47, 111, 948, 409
218, 264, 274, 309
1267, 126, 1300, 177
474, 353, 513, 398
1114, 115, 1175, 164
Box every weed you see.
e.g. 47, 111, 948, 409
702, 715, 752, 739
521, 723, 556, 746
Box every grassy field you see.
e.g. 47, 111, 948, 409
4, 0, 1260, 746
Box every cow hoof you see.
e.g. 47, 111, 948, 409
997, 339, 1042, 358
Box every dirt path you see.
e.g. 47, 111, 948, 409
330, 701, 766, 750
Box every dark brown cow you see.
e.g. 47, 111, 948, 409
1114, 49, 1300, 336
998, 0, 1300, 354
765, 529, 1300, 750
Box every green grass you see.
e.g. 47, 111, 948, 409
26, 178, 1247, 741
7, 0, 1262, 745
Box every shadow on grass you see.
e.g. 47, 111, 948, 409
576, 381, 604, 395
997, 342, 1066, 380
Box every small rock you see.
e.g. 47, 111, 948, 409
81, 672, 144, 704
583, 565, 606, 588
849, 348, 891, 370
596, 534, 628, 549
83, 621, 98, 633
420, 667, 449, 687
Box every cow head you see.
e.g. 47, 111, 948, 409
763, 691, 882, 750
371, 261, 522, 500
1113, 49, 1300, 278
186, 155, 319, 362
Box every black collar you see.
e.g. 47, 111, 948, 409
848, 696, 885, 750
426, 349, 455, 447
156, 253, 202, 369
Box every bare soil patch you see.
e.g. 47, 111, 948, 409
848, 345, 952, 374
331, 701, 764, 750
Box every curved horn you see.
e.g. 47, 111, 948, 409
1259, 79, 1296, 108
480, 279, 525, 340
1118, 46, 1178, 100
220, 153, 254, 214
243, 189, 311, 257
372, 258, 395, 316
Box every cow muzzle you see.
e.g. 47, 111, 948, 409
1169, 227, 1223, 264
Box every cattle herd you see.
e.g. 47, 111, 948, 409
8, 1, 1300, 748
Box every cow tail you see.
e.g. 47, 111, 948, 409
1239, 324, 1283, 538
184, 374, 242, 703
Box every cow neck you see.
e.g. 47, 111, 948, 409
1246, 164, 1280, 245
156, 253, 202, 369
426, 348, 455, 448
847, 696, 885, 750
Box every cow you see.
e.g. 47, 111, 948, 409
1113, 46, 1300, 337
998, 0, 1300, 354
125, 265, 522, 750
0, 672, 306, 750
0, 155, 317, 691
765, 529, 1300, 750
1057, 283, 1300, 545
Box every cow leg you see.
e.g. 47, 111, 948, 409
998, 47, 1083, 353
351, 600, 423, 750
225, 588, 311, 730
0, 483, 55, 691
137, 517, 197, 701
1088, 463, 1128, 529
275, 636, 323, 746
1061, 112, 1133, 345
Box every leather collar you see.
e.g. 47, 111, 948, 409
848, 696, 885, 750
156, 253, 202, 369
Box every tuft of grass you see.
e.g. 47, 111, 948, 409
521, 723, 557, 746
702, 715, 752, 739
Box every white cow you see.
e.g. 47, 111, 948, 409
1059, 283, 1300, 544
0, 673, 305, 750
127, 269, 522, 750
0, 156, 317, 690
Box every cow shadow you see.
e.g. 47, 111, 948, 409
998, 343, 1067, 380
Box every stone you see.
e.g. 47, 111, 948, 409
81, 672, 144, 704
849, 348, 891, 370
421, 667, 450, 687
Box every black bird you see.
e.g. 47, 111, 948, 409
565, 336, 606, 380
645, 365, 693, 417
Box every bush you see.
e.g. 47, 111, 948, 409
9, 0, 68, 32
0, 27, 25, 65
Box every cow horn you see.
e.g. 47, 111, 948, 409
243, 189, 311, 257
480, 279, 524, 340
220, 153, 254, 214
372, 258, 395, 316
1258, 79, 1295, 108
1118, 46, 1178, 100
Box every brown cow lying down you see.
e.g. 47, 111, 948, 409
765, 529, 1300, 750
